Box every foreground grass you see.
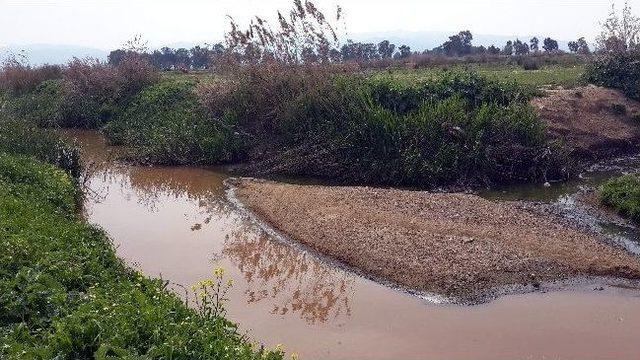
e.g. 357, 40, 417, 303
600, 174, 640, 222
0, 125, 283, 358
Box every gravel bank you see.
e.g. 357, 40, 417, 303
232, 179, 640, 300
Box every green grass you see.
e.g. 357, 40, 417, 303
0, 130, 284, 358
370, 65, 585, 90
0, 115, 81, 177
104, 80, 241, 165
600, 174, 640, 222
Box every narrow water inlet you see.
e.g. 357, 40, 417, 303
66, 130, 640, 360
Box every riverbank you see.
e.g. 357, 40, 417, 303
0, 123, 283, 359
231, 179, 640, 302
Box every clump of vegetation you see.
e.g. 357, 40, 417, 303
600, 174, 640, 222
197, 63, 563, 187
104, 80, 241, 165
0, 58, 62, 95
8, 79, 65, 127
2, 55, 159, 128
519, 57, 540, 71
0, 128, 284, 359
0, 114, 80, 176
585, 1, 640, 99
585, 52, 640, 100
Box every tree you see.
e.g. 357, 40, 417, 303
543, 37, 559, 52
487, 45, 501, 55
576, 37, 591, 54
190, 46, 210, 69
439, 30, 474, 56
568, 41, 578, 53
396, 45, 412, 59
108, 49, 127, 66
513, 39, 530, 55
530, 37, 540, 52
596, 1, 640, 52
568, 37, 590, 54
378, 40, 396, 59
503, 40, 514, 56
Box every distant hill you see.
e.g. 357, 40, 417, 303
0, 44, 108, 65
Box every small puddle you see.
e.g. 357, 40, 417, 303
66, 130, 640, 360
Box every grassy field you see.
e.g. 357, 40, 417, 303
0, 120, 284, 359
160, 64, 586, 90
369, 65, 586, 89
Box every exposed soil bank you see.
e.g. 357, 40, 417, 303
232, 179, 640, 301
534, 85, 640, 160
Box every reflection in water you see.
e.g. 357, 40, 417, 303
224, 228, 353, 324
65, 130, 354, 326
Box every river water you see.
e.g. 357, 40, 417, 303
68, 130, 640, 360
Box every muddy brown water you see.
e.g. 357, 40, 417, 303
67, 130, 640, 360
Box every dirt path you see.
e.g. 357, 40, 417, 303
232, 179, 640, 301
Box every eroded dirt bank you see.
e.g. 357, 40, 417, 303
232, 179, 640, 301
534, 85, 640, 159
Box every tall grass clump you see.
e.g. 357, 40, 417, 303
197, 63, 562, 187
105, 80, 241, 165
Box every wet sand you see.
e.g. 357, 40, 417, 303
233, 179, 640, 301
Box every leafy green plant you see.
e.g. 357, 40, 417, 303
600, 174, 640, 222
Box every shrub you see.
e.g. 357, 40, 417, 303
585, 52, 640, 100
0, 59, 62, 95
8, 79, 65, 127
3, 56, 160, 129
600, 174, 640, 222
105, 80, 241, 164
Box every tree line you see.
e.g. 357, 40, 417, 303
108, 32, 592, 69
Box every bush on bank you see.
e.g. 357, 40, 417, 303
0, 114, 81, 177
2, 56, 159, 129
585, 52, 640, 101
600, 174, 640, 222
0, 130, 283, 359
196, 65, 561, 186
104, 80, 242, 165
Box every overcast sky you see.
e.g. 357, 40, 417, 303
0, 0, 637, 49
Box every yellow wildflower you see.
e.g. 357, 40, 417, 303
213, 267, 226, 278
